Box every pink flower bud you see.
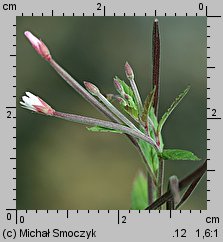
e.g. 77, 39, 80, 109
84, 81, 100, 96
24, 31, 52, 61
113, 77, 124, 94
20, 92, 55, 115
124, 93, 131, 101
116, 96, 127, 106
125, 62, 134, 80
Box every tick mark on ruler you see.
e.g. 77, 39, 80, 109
103, 6, 106, 16
207, 117, 221, 120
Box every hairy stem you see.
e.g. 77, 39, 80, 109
97, 92, 138, 130
53, 111, 160, 152
50, 59, 122, 124
49, 59, 142, 156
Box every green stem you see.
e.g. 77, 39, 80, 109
157, 158, 164, 209
147, 174, 155, 205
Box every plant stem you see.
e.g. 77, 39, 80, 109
157, 158, 164, 209
152, 18, 161, 118
49, 59, 123, 124
175, 174, 203, 209
151, 18, 161, 208
147, 174, 155, 204
97, 92, 138, 130
53, 111, 160, 152
129, 78, 143, 115
145, 159, 207, 210
136, 144, 157, 186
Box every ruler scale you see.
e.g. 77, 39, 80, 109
1, 0, 223, 241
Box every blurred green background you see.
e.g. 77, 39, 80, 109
17, 17, 206, 210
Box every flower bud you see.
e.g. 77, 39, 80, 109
84, 81, 100, 96
125, 62, 134, 80
20, 92, 55, 115
113, 77, 124, 94
116, 96, 127, 106
24, 31, 52, 61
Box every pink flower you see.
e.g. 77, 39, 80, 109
24, 31, 52, 61
20, 92, 55, 115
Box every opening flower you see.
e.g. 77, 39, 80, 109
20, 92, 55, 115
24, 31, 52, 61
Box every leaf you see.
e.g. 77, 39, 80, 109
138, 138, 158, 173
87, 126, 123, 134
160, 149, 200, 161
114, 76, 138, 119
138, 107, 164, 174
157, 86, 190, 134
115, 76, 134, 99
141, 86, 156, 123
131, 172, 148, 210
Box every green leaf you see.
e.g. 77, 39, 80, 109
114, 76, 138, 119
160, 149, 200, 161
141, 86, 156, 123
157, 86, 190, 134
115, 76, 134, 99
87, 126, 123, 134
131, 172, 148, 210
138, 107, 164, 174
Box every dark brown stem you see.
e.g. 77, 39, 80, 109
145, 160, 207, 210
175, 174, 203, 209
152, 19, 160, 118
